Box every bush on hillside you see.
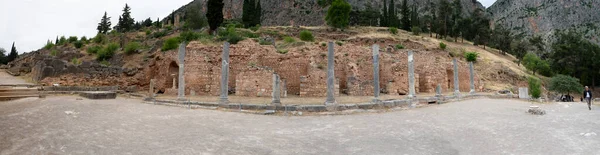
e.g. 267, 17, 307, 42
87, 45, 101, 54
336, 41, 343, 46
439, 42, 447, 50
74, 41, 84, 49
93, 34, 105, 44
44, 41, 54, 50
179, 31, 201, 42
325, 0, 352, 29
218, 24, 245, 44
97, 43, 119, 60
528, 77, 542, 99
50, 50, 59, 56
395, 44, 404, 50
68, 36, 78, 43
390, 27, 398, 35
162, 37, 181, 51
58, 36, 67, 45
249, 25, 261, 32
80, 36, 88, 42
299, 30, 315, 42
548, 74, 584, 96
284, 36, 296, 43
71, 58, 81, 65
125, 42, 141, 55
411, 26, 421, 35
464, 52, 478, 62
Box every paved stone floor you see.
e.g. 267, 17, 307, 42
1, 96, 599, 155
0, 70, 31, 85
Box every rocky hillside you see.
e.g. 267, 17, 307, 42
170, 0, 484, 26
487, 0, 600, 45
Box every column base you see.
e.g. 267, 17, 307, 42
271, 100, 281, 106
177, 97, 186, 101
469, 89, 476, 95
219, 98, 229, 107
454, 91, 461, 98
372, 98, 380, 103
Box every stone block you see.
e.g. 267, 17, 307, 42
79, 91, 117, 100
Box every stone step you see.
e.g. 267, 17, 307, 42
79, 91, 117, 100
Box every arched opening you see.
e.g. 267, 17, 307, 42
165, 61, 179, 89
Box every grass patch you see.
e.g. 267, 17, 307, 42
283, 36, 296, 43
162, 37, 181, 51
125, 42, 141, 55
299, 30, 315, 41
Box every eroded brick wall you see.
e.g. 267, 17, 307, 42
235, 67, 284, 97
300, 69, 340, 97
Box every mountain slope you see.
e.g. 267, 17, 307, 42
169, 0, 484, 26
487, 0, 600, 45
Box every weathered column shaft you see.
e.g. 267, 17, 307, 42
177, 43, 186, 100
272, 73, 281, 105
372, 44, 380, 102
219, 42, 231, 105
149, 79, 155, 98
469, 62, 475, 94
453, 58, 460, 95
408, 50, 416, 98
325, 42, 336, 105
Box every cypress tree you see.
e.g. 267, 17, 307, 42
55, 36, 59, 45
7, 42, 18, 63
0, 48, 6, 65
116, 4, 135, 32
400, 0, 410, 30
450, 0, 462, 42
254, 0, 262, 26
97, 12, 112, 34
207, 0, 224, 34
381, 0, 388, 27
388, 0, 397, 28
410, 5, 418, 27
242, 0, 254, 27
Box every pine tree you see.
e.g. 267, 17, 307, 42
325, 0, 352, 30
97, 12, 112, 34
381, 0, 388, 27
0, 48, 6, 65
156, 17, 161, 28
55, 36, 59, 45
450, 0, 462, 42
207, 0, 224, 34
142, 18, 153, 27
116, 4, 135, 32
400, 0, 410, 30
7, 42, 18, 63
184, 4, 207, 30
388, 0, 397, 28
254, 0, 262, 26
410, 5, 419, 27
437, 0, 452, 38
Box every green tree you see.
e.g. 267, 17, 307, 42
0, 48, 7, 64
449, 0, 462, 42
388, 0, 398, 28
400, 0, 410, 30
381, 0, 388, 27
325, 0, 352, 30
464, 52, 478, 62
549, 74, 584, 96
528, 77, 542, 99
410, 6, 419, 28
142, 18, 153, 27
254, 0, 262, 26
7, 42, 18, 63
242, 0, 255, 28
116, 4, 135, 32
550, 30, 600, 86
491, 25, 512, 55
184, 4, 207, 30
155, 17, 161, 28
529, 35, 546, 58
523, 52, 551, 76
97, 12, 112, 34
207, 0, 224, 34
510, 39, 529, 65
436, 0, 452, 38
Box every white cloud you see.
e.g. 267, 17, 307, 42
0, 0, 193, 53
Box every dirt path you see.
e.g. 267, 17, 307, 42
0, 70, 32, 85
1, 96, 598, 154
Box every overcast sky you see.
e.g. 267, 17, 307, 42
0, 0, 497, 54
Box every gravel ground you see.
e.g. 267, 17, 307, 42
1, 96, 598, 155
0, 70, 31, 85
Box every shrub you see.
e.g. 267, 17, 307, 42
97, 43, 119, 60
242, 31, 259, 38
71, 58, 81, 65
390, 27, 398, 35
439, 42, 447, 50
93, 34, 105, 44
165, 25, 173, 31
125, 42, 141, 55
218, 24, 245, 44
395, 44, 404, 50
68, 36, 78, 43
321, 42, 327, 47
152, 31, 168, 38
162, 37, 181, 51
87, 45, 101, 54
100, 60, 110, 66
249, 25, 261, 32
299, 30, 315, 41
277, 49, 288, 54
464, 52, 478, 62
145, 30, 152, 35
283, 36, 296, 43
80, 36, 88, 42
50, 50, 59, 56
548, 74, 584, 96
259, 39, 272, 45
336, 41, 343, 46
179, 31, 200, 42
411, 26, 421, 35
528, 77, 542, 99
74, 41, 84, 49
325, 0, 352, 29
58, 36, 67, 45
44, 41, 54, 50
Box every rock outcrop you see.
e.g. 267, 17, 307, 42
168, 0, 484, 26
487, 0, 600, 46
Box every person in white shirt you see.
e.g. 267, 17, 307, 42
583, 86, 593, 110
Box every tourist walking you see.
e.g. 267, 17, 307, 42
583, 86, 593, 110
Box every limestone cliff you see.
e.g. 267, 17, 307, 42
169, 0, 484, 26
487, 0, 600, 45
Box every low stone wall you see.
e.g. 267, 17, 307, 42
42, 86, 118, 91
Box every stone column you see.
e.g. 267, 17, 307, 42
372, 44, 380, 103
453, 58, 460, 97
408, 50, 416, 98
177, 43, 186, 101
435, 84, 442, 97
149, 79, 155, 98
469, 61, 475, 94
272, 73, 281, 105
219, 42, 231, 105
325, 42, 336, 105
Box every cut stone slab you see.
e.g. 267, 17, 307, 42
79, 91, 117, 100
